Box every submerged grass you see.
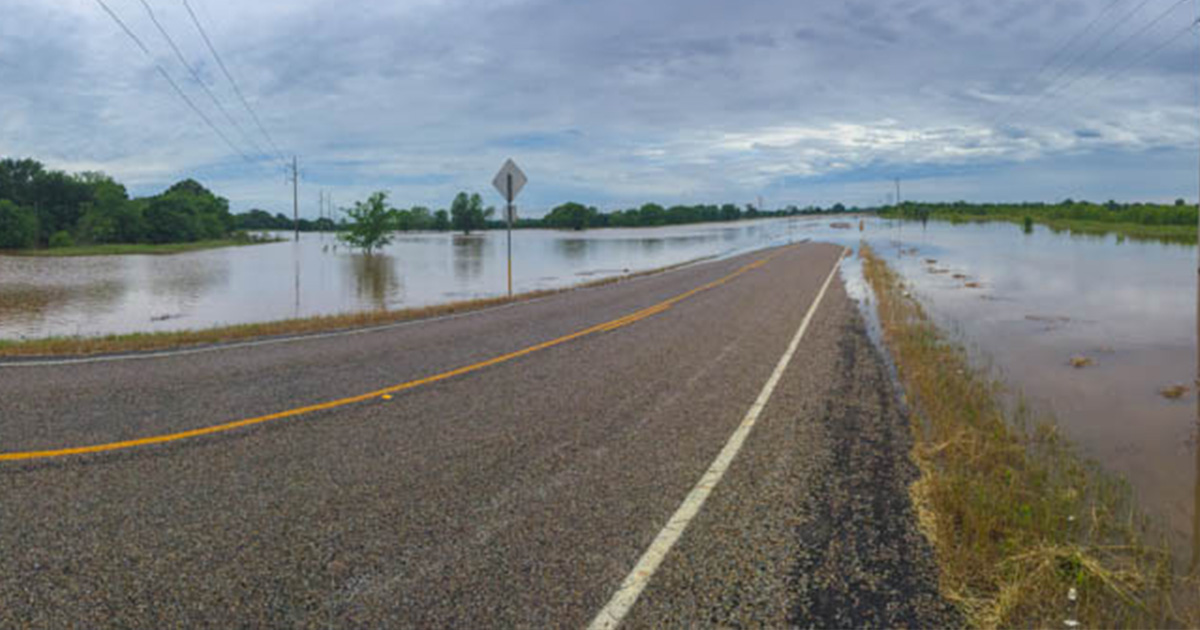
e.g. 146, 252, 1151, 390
0, 256, 709, 358
860, 244, 1178, 628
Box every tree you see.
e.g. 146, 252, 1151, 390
450, 192, 492, 234
544, 201, 592, 230
0, 200, 37, 249
433, 209, 450, 231
339, 191, 396, 254
638, 203, 666, 226
77, 178, 141, 244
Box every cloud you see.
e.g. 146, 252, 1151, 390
1, 0, 1196, 215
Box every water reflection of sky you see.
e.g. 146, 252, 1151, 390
0, 222, 792, 338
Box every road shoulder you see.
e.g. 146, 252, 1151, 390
622, 273, 958, 627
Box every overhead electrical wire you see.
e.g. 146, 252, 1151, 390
994, 0, 1193, 129
181, 0, 288, 163
1055, 18, 1198, 110
983, 0, 1157, 129
136, 0, 267, 159
93, 0, 254, 162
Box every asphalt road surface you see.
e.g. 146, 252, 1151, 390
0, 242, 954, 627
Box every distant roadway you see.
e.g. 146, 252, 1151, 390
0, 242, 954, 627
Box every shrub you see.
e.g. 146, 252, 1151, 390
0, 199, 38, 249
48, 230, 75, 248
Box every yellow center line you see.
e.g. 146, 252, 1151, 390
0, 249, 788, 462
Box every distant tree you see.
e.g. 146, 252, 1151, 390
0, 199, 38, 249
48, 230, 74, 249
144, 194, 198, 243
450, 192, 492, 234
1176, 198, 1187, 207
831, 202, 846, 213
409, 206, 433, 230
339, 191, 396, 254
720, 203, 741, 221
77, 178, 141, 244
638, 203, 666, 226
545, 201, 592, 230
433, 209, 450, 231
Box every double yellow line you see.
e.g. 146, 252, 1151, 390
0, 252, 781, 462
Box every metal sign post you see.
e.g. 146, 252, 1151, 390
492, 159, 527, 298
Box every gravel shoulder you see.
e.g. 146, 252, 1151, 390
624, 275, 957, 628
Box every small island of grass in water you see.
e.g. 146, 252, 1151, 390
860, 243, 1187, 628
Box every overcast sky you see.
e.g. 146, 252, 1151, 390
2, 0, 1198, 216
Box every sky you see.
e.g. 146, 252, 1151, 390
2, 0, 1199, 217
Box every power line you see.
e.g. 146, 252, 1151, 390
995, 0, 1192, 130
136, 0, 267, 159
985, 0, 1158, 129
93, 0, 253, 162
181, 0, 288, 163
1056, 19, 1198, 110
1017, 0, 1128, 96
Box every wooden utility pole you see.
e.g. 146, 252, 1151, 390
895, 178, 901, 207
291, 156, 299, 242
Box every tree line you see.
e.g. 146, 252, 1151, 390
0, 158, 240, 250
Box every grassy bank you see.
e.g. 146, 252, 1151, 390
879, 202, 1197, 244
0, 256, 709, 358
2, 236, 283, 257
860, 244, 1177, 627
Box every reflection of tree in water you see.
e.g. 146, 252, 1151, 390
555, 238, 589, 261
452, 235, 487, 282
147, 256, 230, 300
0, 256, 128, 335
637, 238, 665, 254
349, 254, 402, 310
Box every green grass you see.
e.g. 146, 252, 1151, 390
860, 244, 1178, 628
881, 205, 1197, 244
2, 237, 284, 257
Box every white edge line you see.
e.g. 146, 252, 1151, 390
587, 246, 847, 630
0, 251, 748, 369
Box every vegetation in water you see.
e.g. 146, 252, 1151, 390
338, 191, 396, 254
879, 200, 1197, 244
861, 244, 1177, 628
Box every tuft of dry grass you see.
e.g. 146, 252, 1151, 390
0, 257, 709, 358
861, 244, 1175, 629
1071, 356, 1095, 368
1158, 385, 1189, 400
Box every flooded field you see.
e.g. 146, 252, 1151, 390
0, 221, 792, 339
827, 219, 1197, 566
2, 215, 1195, 563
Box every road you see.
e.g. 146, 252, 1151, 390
0, 242, 954, 627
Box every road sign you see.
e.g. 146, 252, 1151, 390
493, 158, 527, 299
492, 159, 527, 202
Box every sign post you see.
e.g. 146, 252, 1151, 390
492, 159, 527, 298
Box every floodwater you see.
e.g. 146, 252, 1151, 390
823, 218, 1197, 566
2, 216, 1196, 563
0, 222, 795, 339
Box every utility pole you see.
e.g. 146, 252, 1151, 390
895, 178, 901, 207
290, 156, 299, 242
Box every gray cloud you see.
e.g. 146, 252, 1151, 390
2, 0, 1197, 214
